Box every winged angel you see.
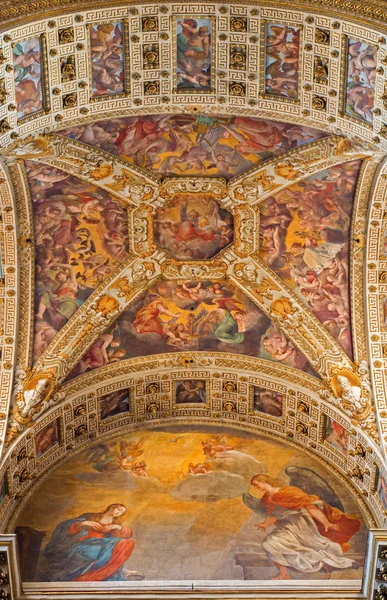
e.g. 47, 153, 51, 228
86, 439, 146, 474
243, 467, 361, 580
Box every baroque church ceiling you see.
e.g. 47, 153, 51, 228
1, 0, 387, 594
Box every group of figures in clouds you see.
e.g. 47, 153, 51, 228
68, 279, 316, 379
259, 161, 361, 357
27, 161, 129, 364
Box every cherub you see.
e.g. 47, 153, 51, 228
130, 460, 149, 477
189, 462, 212, 475
175, 282, 202, 301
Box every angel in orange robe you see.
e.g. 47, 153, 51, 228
249, 474, 361, 580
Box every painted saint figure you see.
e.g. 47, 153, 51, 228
176, 200, 215, 243
133, 294, 180, 336
36, 264, 79, 330
196, 297, 246, 344
345, 39, 376, 123
35, 421, 58, 457
13, 38, 43, 118
154, 196, 233, 260
15, 431, 366, 582
325, 419, 349, 454
265, 24, 300, 99
253, 388, 284, 417
61, 114, 327, 179
176, 18, 212, 90
377, 473, 387, 509
68, 279, 318, 379
90, 23, 124, 97
43, 503, 136, 581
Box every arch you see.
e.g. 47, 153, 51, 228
0, 355, 384, 533
365, 157, 387, 459
0, 3, 386, 572
0, 162, 19, 453
0, 5, 384, 153
5, 414, 376, 588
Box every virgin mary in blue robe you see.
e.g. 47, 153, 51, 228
43, 504, 135, 582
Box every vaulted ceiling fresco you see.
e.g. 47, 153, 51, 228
259, 160, 361, 357
60, 115, 327, 179
1, 1, 387, 597
68, 279, 318, 379
27, 163, 130, 362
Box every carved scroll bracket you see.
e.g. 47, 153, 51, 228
3, 134, 158, 206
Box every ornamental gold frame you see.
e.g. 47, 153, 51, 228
14, 32, 51, 125
1, 352, 381, 529
0, 3, 386, 595
0, 0, 384, 34
1, 133, 379, 456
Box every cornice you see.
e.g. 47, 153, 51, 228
1, 0, 387, 34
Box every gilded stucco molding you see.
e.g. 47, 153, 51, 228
351, 157, 381, 365
365, 159, 387, 461
230, 138, 379, 205
7, 162, 34, 372
31, 257, 161, 379
3, 134, 375, 207
61, 350, 323, 393
3, 134, 158, 194
0, 0, 386, 43
4, 158, 380, 449
0, 162, 18, 457
19, 252, 345, 385
228, 253, 353, 372
0, 4, 386, 568
0, 535, 21, 600
23, 236, 354, 387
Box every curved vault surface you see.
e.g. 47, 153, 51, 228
27, 148, 359, 376
68, 278, 318, 379
60, 115, 327, 180
28, 161, 130, 362
1, 2, 387, 596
